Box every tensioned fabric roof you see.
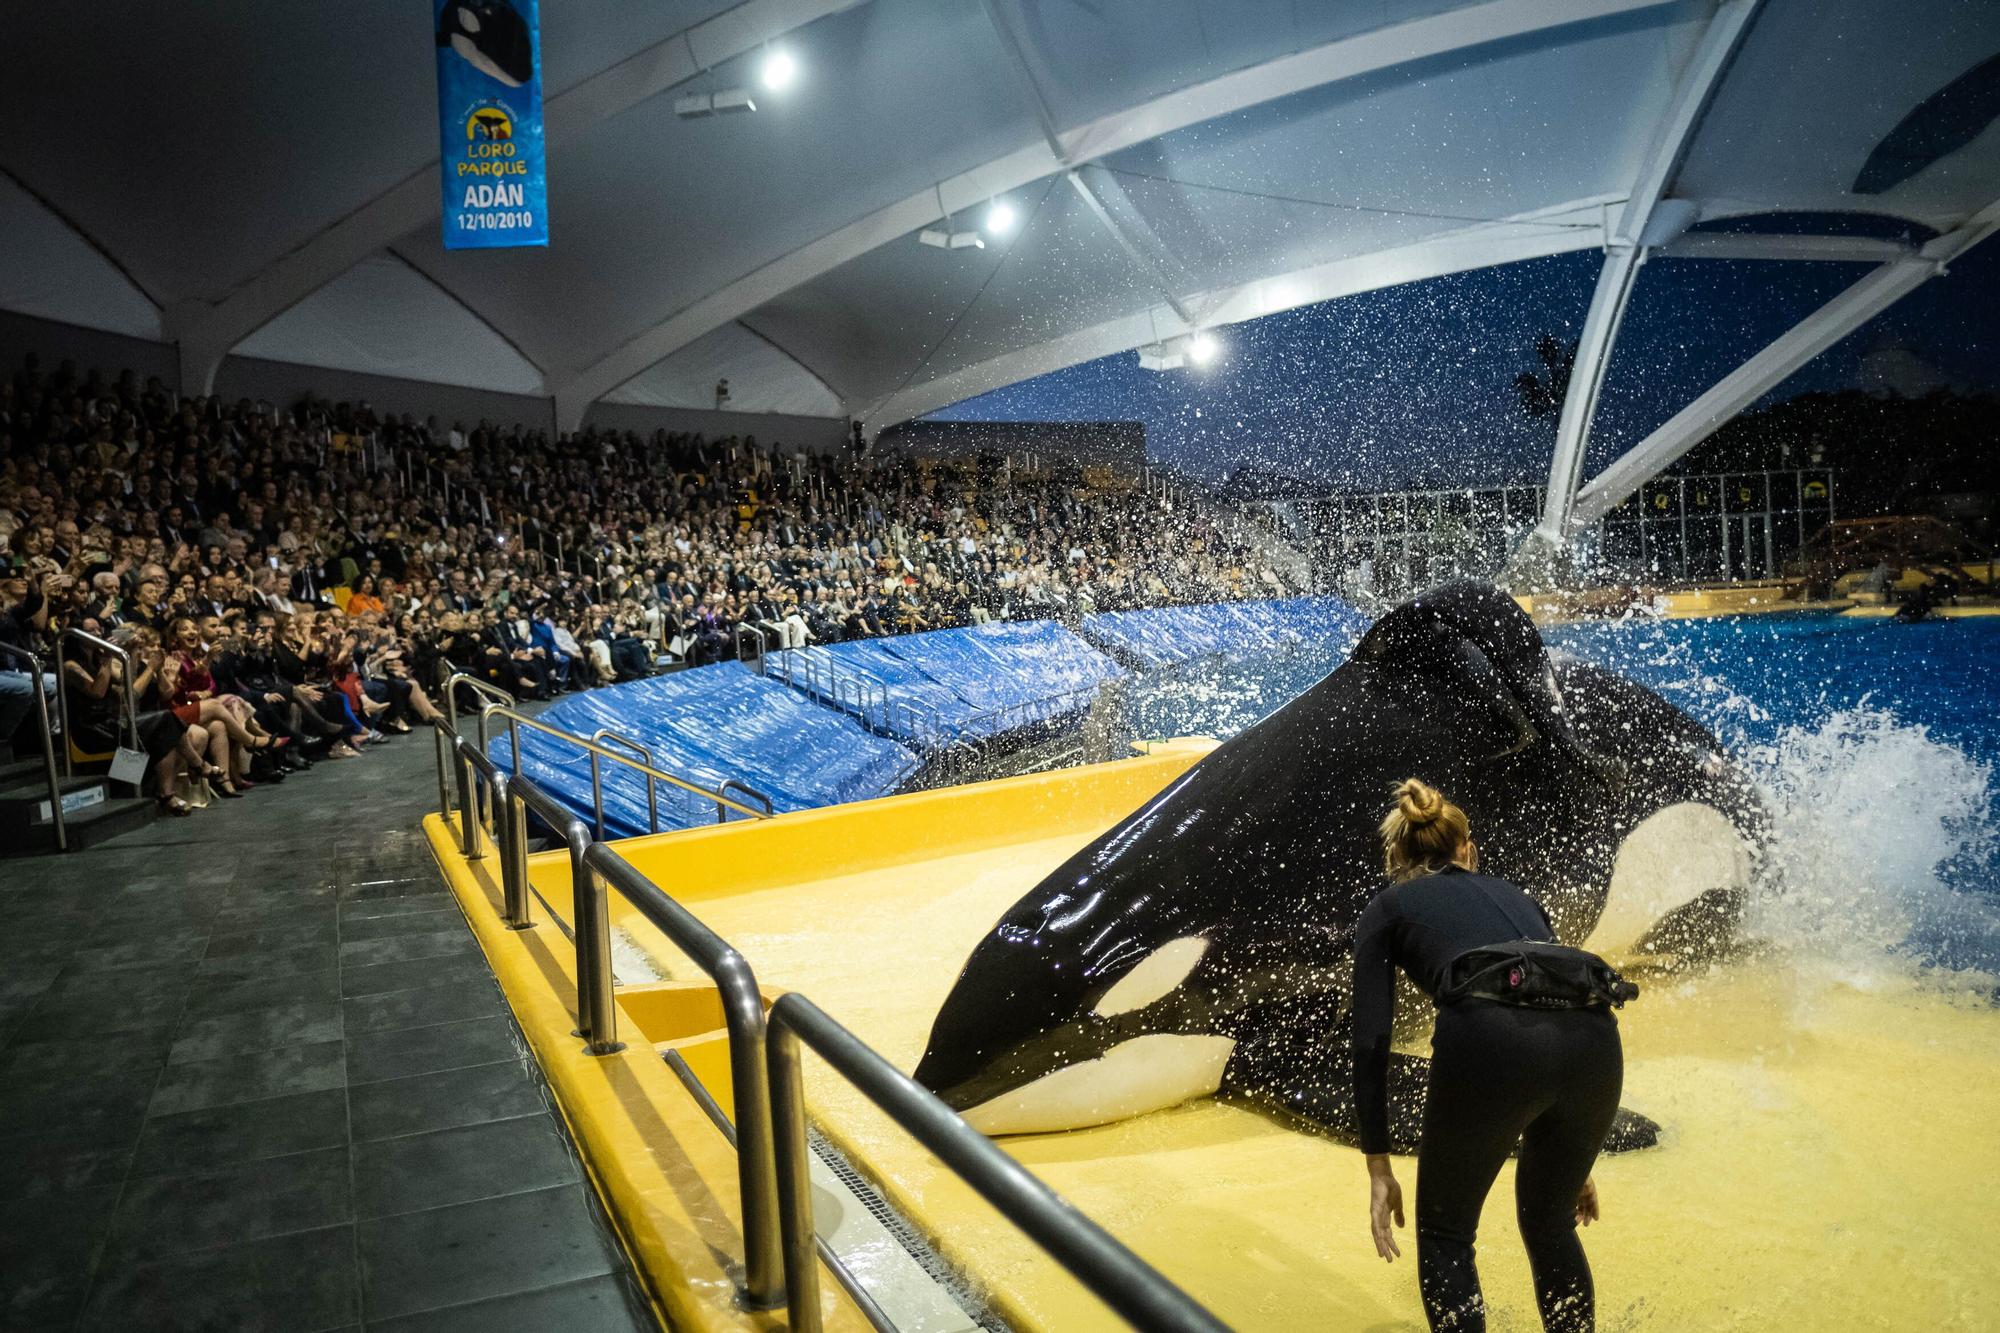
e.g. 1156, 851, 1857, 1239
2, 0, 1996, 434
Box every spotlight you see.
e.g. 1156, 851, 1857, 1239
760, 49, 798, 92
675, 89, 756, 118
1138, 331, 1222, 371
985, 199, 1017, 236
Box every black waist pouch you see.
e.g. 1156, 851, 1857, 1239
1438, 940, 1640, 1011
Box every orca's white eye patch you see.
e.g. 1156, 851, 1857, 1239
1094, 936, 1209, 1017
1587, 802, 1752, 956
458, 7, 481, 32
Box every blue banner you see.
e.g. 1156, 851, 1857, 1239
434, 0, 548, 249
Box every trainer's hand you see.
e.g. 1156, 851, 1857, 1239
1575, 1176, 1600, 1227
1367, 1154, 1405, 1261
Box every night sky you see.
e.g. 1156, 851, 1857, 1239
930, 240, 2000, 491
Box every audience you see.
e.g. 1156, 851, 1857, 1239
0, 351, 1300, 816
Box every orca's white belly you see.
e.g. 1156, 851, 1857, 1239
960, 1034, 1238, 1136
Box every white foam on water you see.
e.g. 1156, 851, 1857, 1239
1743, 704, 1999, 980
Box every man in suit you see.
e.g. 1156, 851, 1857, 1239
289, 561, 332, 608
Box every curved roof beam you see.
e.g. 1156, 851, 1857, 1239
855, 197, 1618, 432
549, 0, 1682, 429
162, 0, 863, 396
1567, 194, 2000, 528
1531, 0, 1760, 547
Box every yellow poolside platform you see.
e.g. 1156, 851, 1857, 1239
429, 744, 2000, 1330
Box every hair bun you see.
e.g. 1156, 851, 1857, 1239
1394, 778, 1444, 826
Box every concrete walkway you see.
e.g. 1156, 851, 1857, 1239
0, 731, 656, 1331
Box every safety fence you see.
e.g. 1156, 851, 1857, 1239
430, 705, 1227, 1332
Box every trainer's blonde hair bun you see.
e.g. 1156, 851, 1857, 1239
1380, 778, 1471, 882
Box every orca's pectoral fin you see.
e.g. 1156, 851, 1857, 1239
1634, 886, 1745, 968
1605, 1106, 1661, 1152
1221, 1042, 1435, 1154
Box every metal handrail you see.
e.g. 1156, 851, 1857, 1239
591, 728, 659, 836
435, 729, 784, 1310
440, 672, 513, 825
0, 642, 64, 852
54, 627, 142, 780
429, 712, 1225, 1329
442, 670, 514, 749
478, 702, 770, 822
586, 838, 784, 1310
767, 993, 1229, 1333
715, 778, 774, 824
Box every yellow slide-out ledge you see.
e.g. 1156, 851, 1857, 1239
424, 814, 871, 1333
576, 746, 2000, 1331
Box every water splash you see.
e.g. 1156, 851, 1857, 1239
1745, 704, 2000, 978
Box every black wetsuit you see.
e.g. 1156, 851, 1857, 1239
1352, 866, 1622, 1332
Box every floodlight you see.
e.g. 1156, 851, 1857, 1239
1187, 332, 1220, 365
985, 199, 1017, 236
760, 49, 798, 92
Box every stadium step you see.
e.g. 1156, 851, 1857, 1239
0, 772, 157, 854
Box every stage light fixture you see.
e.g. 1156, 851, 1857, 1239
1138, 331, 1222, 371
985, 199, 1017, 236
919, 227, 986, 249
675, 89, 757, 118
760, 49, 798, 92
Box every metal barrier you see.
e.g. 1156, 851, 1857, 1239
441, 672, 514, 826
715, 778, 774, 824
474, 701, 771, 828
429, 708, 1225, 1330
436, 727, 785, 1309
735, 622, 778, 669
0, 642, 64, 852
767, 993, 1229, 1333
53, 627, 141, 780
590, 728, 659, 837
586, 837, 783, 1309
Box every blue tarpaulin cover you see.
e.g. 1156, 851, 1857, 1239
1081, 596, 1366, 668
490, 662, 917, 838
771, 621, 1122, 742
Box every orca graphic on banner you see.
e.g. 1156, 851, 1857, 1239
435, 0, 548, 249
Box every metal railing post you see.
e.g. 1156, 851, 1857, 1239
568, 822, 622, 1054
432, 722, 453, 820
0, 645, 65, 852
491, 770, 532, 930
52, 639, 73, 778
455, 743, 483, 859
584, 844, 783, 1309
588, 750, 605, 842
767, 1019, 820, 1328
591, 729, 659, 835
766, 993, 1230, 1333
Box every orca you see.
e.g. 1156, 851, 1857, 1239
437, 1, 534, 89
913, 580, 1767, 1152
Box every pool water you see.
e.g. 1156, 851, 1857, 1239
627, 609, 2000, 1329
1122, 612, 2000, 971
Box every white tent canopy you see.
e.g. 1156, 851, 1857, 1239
3, 0, 1996, 524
